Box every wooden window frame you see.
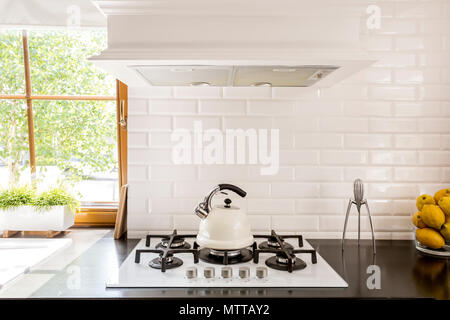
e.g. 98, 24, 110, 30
0, 30, 127, 227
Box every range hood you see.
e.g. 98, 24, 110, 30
90, 0, 374, 87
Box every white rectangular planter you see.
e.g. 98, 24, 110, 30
0, 206, 75, 231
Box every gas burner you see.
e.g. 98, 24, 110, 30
135, 230, 199, 272
149, 255, 183, 270
265, 253, 306, 271
196, 242, 256, 265
254, 230, 317, 273
255, 233, 303, 250
156, 237, 191, 250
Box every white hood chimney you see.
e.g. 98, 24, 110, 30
91, 0, 374, 87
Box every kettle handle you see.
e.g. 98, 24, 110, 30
218, 184, 247, 198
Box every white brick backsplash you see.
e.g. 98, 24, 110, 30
370, 150, 417, 165
419, 151, 450, 166
395, 134, 441, 149
128, 115, 172, 131
174, 86, 222, 99
223, 87, 271, 99
320, 151, 368, 165
295, 133, 343, 149
126, 6, 450, 237
295, 167, 343, 182
320, 118, 368, 133
272, 216, 319, 232
344, 134, 392, 149
247, 199, 295, 214
369, 118, 417, 133
128, 132, 149, 148
248, 100, 295, 115
150, 99, 197, 114
344, 167, 392, 182
394, 167, 441, 182
200, 100, 246, 114
128, 99, 148, 115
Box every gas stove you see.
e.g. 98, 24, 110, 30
107, 230, 348, 288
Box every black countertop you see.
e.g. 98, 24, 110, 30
29, 231, 449, 300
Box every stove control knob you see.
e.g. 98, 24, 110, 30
186, 267, 198, 279
239, 266, 250, 279
204, 267, 215, 279
256, 267, 268, 279
221, 267, 233, 279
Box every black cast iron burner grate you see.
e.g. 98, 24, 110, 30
253, 230, 317, 273
135, 229, 199, 272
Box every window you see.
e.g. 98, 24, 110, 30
0, 29, 119, 222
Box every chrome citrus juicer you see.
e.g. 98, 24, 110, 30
342, 179, 376, 254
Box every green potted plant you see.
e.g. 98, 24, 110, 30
0, 186, 79, 232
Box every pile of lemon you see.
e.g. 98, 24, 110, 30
413, 189, 450, 249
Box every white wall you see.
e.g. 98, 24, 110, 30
126, 0, 450, 239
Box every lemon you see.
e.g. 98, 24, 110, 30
434, 188, 450, 203
437, 197, 450, 217
440, 223, 450, 242
416, 228, 445, 249
412, 211, 427, 228
421, 204, 445, 229
416, 194, 435, 211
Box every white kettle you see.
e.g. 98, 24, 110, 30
195, 184, 254, 250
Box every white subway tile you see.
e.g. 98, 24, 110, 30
369, 200, 393, 216
173, 215, 200, 230
395, 2, 442, 18
128, 214, 173, 231
271, 183, 320, 198
295, 167, 343, 182
248, 100, 295, 115
419, 85, 450, 100
419, 119, 450, 133
444, 69, 450, 84
128, 165, 150, 182
150, 165, 197, 181
174, 182, 218, 198
150, 100, 197, 114
320, 183, 354, 198
295, 133, 343, 149
394, 167, 441, 182
128, 132, 149, 148
128, 148, 173, 164
272, 216, 319, 232
370, 150, 417, 165
343, 102, 392, 117
248, 167, 294, 181
279, 129, 295, 149
395, 36, 441, 51
296, 102, 343, 116
223, 87, 271, 99
174, 86, 222, 99
129, 86, 173, 99
247, 199, 295, 214
372, 216, 412, 232
360, 35, 393, 51
321, 85, 368, 100
377, 19, 417, 35
198, 165, 247, 181
442, 135, 450, 149
295, 199, 344, 215
127, 197, 148, 215
174, 116, 221, 130
420, 19, 450, 34
394, 102, 441, 117
419, 53, 450, 67
272, 87, 318, 100
442, 168, 450, 182
200, 100, 246, 114
419, 151, 450, 166
279, 150, 319, 165
394, 69, 441, 84
344, 134, 392, 149
225, 117, 272, 129
392, 200, 415, 215
320, 118, 368, 133
238, 183, 271, 197
319, 216, 371, 232
128, 115, 172, 131
273, 117, 318, 131
128, 99, 148, 115
248, 215, 272, 232
368, 86, 416, 100
150, 198, 198, 215
128, 182, 173, 199
395, 134, 441, 149
320, 151, 368, 165
149, 132, 174, 147
372, 53, 416, 68
368, 184, 418, 199
344, 167, 392, 182
369, 118, 417, 133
